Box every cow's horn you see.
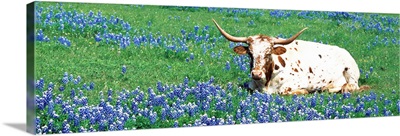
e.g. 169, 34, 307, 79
212, 19, 248, 43
273, 27, 308, 45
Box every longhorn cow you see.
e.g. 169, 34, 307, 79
212, 19, 370, 95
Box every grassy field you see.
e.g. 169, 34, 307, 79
33, 2, 399, 134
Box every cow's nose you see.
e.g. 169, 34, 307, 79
251, 70, 263, 80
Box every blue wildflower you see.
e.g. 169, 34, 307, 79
173, 120, 179, 128
95, 33, 102, 42
59, 86, 64, 92
149, 111, 157, 124
89, 82, 95, 90
225, 61, 231, 71
397, 100, 400, 113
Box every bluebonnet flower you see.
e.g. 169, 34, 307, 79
59, 86, 65, 92
136, 90, 144, 102
78, 126, 86, 133
89, 82, 95, 90
48, 82, 54, 89
98, 120, 107, 131
193, 26, 200, 34
149, 111, 157, 124
95, 33, 102, 42
397, 100, 400, 113
310, 95, 317, 107
373, 104, 379, 115
73, 79, 79, 85
384, 99, 391, 106
173, 120, 179, 128
383, 107, 391, 116
59, 24, 64, 30
116, 120, 124, 131
35, 116, 41, 128
187, 103, 198, 116
70, 89, 75, 99
41, 125, 49, 134
58, 36, 71, 47
82, 83, 88, 90
235, 109, 242, 120
36, 78, 45, 91
248, 20, 255, 26
78, 89, 84, 97
36, 29, 50, 42
108, 89, 113, 97
64, 110, 75, 123
209, 76, 215, 84
102, 23, 108, 29
74, 113, 80, 127
147, 21, 152, 27
161, 108, 167, 121
365, 108, 372, 117
131, 100, 138, 114
47, 119, 54, 133
183, 77, 189, 86
181, 29, 186, 36
109, 124, 116, 131
369, 91, 377, 100
77, 76, 81, 82
68, 74, 73, 81
343, 92, 351, 99
61, 120, 70, 133
342, 104, 353, 114
47, 100, 54, 116
225, 61, 231, 71
156, 81, 164, 92
81, 97, 88, 106
90, 116, 96, 125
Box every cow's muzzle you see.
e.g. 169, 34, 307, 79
251, 70, 263, 80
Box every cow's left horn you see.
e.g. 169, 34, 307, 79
212, 19, 248, 43
273, 27, 308, 45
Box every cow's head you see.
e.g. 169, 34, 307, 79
212, 19, 307, 82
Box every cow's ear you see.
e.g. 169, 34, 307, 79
272, 46, 287, 55
233, 46, 248, 55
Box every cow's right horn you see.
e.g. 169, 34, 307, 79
212, 19, 248, 43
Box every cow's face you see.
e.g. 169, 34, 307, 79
233, 36, 286, 80
211, 18, 307, 81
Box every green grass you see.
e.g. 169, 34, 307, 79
33, 1, 399, 133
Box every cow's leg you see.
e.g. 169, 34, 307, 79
289, 89, 309, 95
326, 87, 340, 93
322, 83, 342, 93
278, 83, 309, 95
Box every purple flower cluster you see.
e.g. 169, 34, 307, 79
269, 10, 292, 19
206, 7, 264, 17
36, 29, 50, 42
232, 55, 250, 72
270, 10, 399, 35
35, 71, 399, 134
57, 36, 71, 47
